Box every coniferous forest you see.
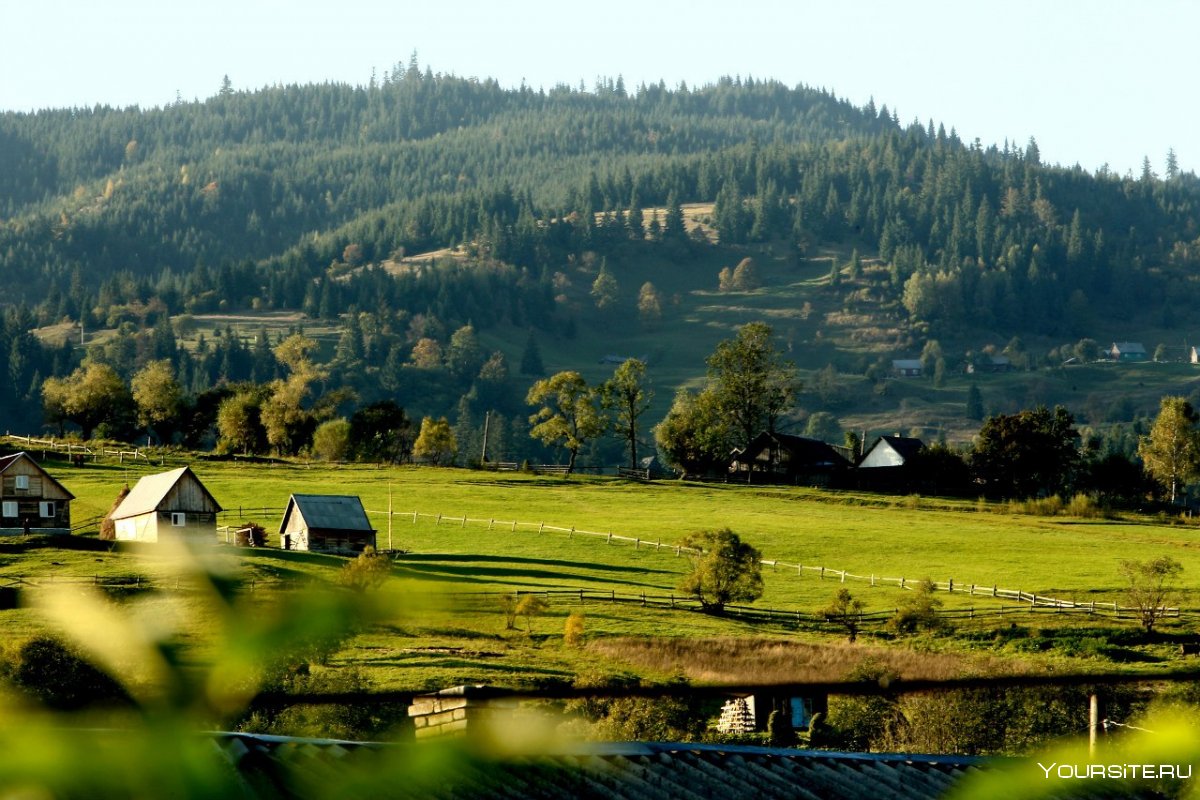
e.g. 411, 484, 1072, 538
3, 59, 1200, 464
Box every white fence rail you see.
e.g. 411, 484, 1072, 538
366, 508, 1175, 617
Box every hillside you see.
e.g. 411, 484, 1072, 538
4, 63, 1200, 451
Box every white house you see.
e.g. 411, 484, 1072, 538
110, 466, 222, 543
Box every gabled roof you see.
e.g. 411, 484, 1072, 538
281, 494, 374, 533
1111, 341, 1147, 354
0, 452, 76, 499
860, 435, 926, 468
112, 466, 222, 520
743, 432, 851, 468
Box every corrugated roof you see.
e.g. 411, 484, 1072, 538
112, 466, 221, 519
282, 494, 373, 533
211, 734, 991, 799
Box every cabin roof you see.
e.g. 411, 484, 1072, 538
0, 451, 76, 500
281, 494, 374, 533
112, 466, 222, 519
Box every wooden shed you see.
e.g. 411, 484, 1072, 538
0, 452, 74, 535
279, 494, 376, 554
111, 466, 222, 543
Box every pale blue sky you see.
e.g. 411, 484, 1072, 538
4, 0, 1196, 176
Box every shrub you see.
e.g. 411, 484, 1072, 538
890, 579, 944, 634
563, 612, 585, 648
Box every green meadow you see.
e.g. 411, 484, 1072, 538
5, 457, 1200, 690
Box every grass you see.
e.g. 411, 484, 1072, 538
5, 458, 1200, 691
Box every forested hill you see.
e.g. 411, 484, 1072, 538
3, 61, 1200, 451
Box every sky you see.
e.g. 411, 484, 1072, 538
4, 0, 1196, 177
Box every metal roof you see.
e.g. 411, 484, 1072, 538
281, 494, 374, 534
211, 733, 990, 799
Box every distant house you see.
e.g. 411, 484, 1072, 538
858, 435, 926, 469
1110, 342, 1147, 361
111, 466, 222, 543
966, 355, 1011, 374
891, 359, 923, 377
0, 452, 74, 535
729, 432, 851, 486
716, 692, 825, 734
279, 494, 375, 554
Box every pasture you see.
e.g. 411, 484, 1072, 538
3, 458, 1198, 691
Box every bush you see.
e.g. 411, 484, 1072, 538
890, 579, 944, 634
563, 613, 585, 648
13, 636, 130, 711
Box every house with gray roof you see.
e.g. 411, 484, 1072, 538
279, 494, 375, 554
111, 466, 222, 543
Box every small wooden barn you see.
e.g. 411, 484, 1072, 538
111, 466, 222, 543
0, 452, 74, 535
279, 494, 376, 554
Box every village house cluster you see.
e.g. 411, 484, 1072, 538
0, 452, 375, 553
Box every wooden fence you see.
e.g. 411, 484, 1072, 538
367, 508, 1178, 618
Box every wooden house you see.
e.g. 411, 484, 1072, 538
279, 494, 376, 554
729, 432, 850, 486
1110, 342, 1147, 361
891, 358, 923, 377
0, 452, 74, 535
856, 435, 927, 492
858, 435, 925, 469
111, 466, 222, 543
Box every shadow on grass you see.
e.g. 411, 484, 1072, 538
391, 562, 665, 588
398, 553, 674, 576
239, 548, 348, 567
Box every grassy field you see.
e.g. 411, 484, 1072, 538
4, 457, 1199, 692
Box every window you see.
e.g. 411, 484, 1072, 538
39, 501, 55, 518
171, 512, 186, 527
1, 501, 16, 518
14, 475, 28, 490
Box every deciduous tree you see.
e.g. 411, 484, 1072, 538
601, 358, 652, 470
1138, 396, 1200, 503
412, 416, 456, 466
706, 321, 797, 449
526, 371, 606, 474
677, 528, 763, 613
1120, 557, 1183, 633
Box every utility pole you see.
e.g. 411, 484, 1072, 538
387, 483, 393, 552
1089, 692, 1099, 758
481, 410, 491, 465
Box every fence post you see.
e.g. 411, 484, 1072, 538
413, 512, 418, 523
611, 590, 615, 603
820, 567, 825, 580
900, 577, 905, 589
512, 521, 517, 532
992, 585, 997, 597
489, 519, 494, 530
871, 574, 875, 587
840, 570, 845, 583
579, 589, 583, 604
461, 515, 467, 528
436, 514, 441, 526
970, 584, 975, 596
539, 522, 544, 534
607, 533, 612, 544
635, 538, 639, 549
948, 578, 953, 592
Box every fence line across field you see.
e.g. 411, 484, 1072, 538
365, 508, 1173, 617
